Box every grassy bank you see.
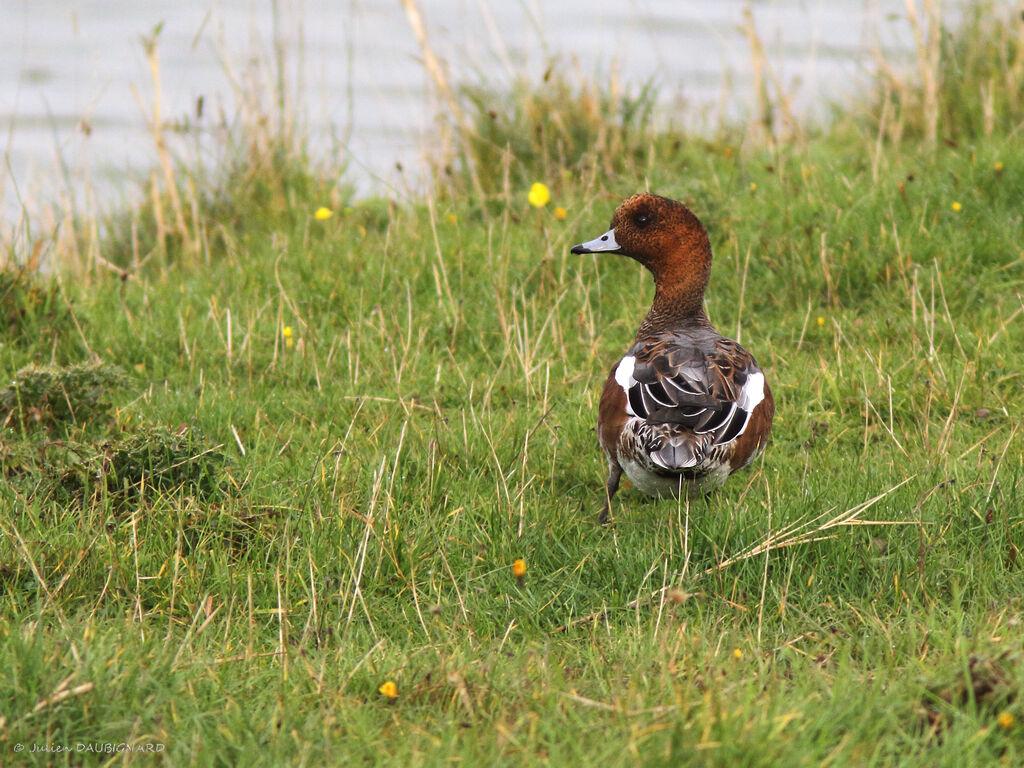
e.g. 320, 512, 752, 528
2, 5, 1024, 766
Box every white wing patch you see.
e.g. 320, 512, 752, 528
614, 355, 636, 392
615, 355, 637, 416
728, 371, 765, 440
737, 372, 765, 413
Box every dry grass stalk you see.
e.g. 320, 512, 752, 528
701, 476, 916, 576
400, 0, 488, 209
558, 477, 918, 633
742, 6, 800, 146
904, 0, 942, 146
31, 678, 95, 714
134, 29, 194, 254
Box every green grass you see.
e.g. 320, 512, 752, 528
3, 7, 1024, 766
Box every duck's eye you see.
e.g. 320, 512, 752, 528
634, 213, 650, 227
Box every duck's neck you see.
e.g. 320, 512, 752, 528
637, 278, 711, 336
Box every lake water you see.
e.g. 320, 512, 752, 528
2, 0, 934, 226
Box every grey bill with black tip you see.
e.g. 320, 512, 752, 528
570, 228, 622, 254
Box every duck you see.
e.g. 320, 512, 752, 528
571, 193, 774, 524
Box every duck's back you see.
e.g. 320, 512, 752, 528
602, 327, 773, 493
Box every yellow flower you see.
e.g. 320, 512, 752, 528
282, 326, 293, 338
314, 207, 333, 220
446, 213, 457, 225
732, 648, 743, 659
997, 711, 1015, 730
994, 161, 1004, 171
528, 183, 550, 208
378, 680, 398, 700
512, 558, 527, 580
749, 182, 757, 192
554, 206, 567, 221
951, 201, 962, 212
817, 316, 825, 326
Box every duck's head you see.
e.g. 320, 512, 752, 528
571, 193, 712, 299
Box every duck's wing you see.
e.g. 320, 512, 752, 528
615, 331, 766, 469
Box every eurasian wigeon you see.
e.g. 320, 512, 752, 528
571, 193, 774, 524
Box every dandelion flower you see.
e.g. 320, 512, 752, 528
283, 325, 294, 349
749, 182, 757, 192
446, 213, 457, 225
378, 680, 398, 701
994, 161, 1004, 172
314, 207, 333, 220
951, 201, 962, 212
733, 648, 743, 659
997, 712, 1015, 730
554, 206, 567, 221
817, 316, 825, 326
512, 558, 527, 580
528, 183, 550, 208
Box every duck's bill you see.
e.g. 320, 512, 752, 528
570, 228, 622, 254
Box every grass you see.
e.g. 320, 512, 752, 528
2, 4, 1024, 766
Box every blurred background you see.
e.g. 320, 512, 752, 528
2, 0, 946, 213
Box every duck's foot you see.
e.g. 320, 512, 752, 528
597, 461, 622, 525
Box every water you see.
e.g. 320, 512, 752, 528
2, 0, 924, 224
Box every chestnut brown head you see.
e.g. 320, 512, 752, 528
571, 194, 712, 295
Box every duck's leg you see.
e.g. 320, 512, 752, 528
598, 460, 622, 525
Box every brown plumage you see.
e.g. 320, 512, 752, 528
572, 194, 774, 523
